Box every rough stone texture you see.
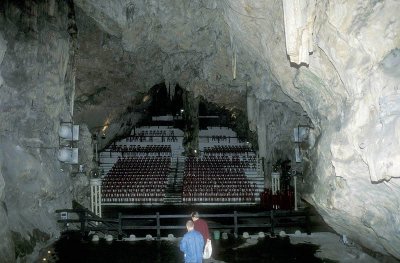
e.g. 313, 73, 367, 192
72, 0, 265, 132
0, 1, 90, 261
1, 0, 399, 260
73, 0, 400, 259
182, 90, 200, 155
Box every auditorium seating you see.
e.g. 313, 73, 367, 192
182, 156, 256, 203
101, 156, 170, 203
99, 124, 265, 206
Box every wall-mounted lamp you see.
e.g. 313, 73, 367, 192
59, 123, 79, 141
58, 148, 79, 164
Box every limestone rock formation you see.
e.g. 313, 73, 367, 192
0, 0, 399, 260
0, 1, 90, 261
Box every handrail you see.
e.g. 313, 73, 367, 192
56, 209, 308, 239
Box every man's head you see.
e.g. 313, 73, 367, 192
186, 220, 194, 231
191, 211, 199, 221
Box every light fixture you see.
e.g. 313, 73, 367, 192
59, 123, 79, 141
58, 148, 79, 164
142, 95, 150, 102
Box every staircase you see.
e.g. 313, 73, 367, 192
164, 156, 185, 204
71, 201, 125, 239
245, 158, 265, 203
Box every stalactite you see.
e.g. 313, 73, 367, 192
182, 90, 199, 156
230, 33, 237, 79
65, 0, 78, 119
282, 0, 315, 65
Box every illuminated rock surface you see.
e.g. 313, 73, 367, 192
0, 0, 399, 261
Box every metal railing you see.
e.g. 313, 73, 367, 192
56, 209, 309, 239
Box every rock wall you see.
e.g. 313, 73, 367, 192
222, 0, 400, 258
0, 1, 91, 261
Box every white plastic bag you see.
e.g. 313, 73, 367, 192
203, 240, 212, 259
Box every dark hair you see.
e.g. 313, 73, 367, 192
191, 212, 199, 218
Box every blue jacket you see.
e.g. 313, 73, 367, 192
180, 230, 204, 263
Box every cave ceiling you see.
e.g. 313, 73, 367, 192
73, 0, 304, 130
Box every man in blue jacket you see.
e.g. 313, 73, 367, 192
180, 220, 204, 263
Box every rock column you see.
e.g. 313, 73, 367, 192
182, 90, 199, 156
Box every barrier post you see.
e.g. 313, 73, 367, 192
118, 212, 122, 237
80, 211, 86, 237
270, 210, 275, 236
156, 212, 161, 239
294, 175, 298, 211
234, 211, 238, 236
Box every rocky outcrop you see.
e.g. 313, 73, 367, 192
0, 1, 91, 261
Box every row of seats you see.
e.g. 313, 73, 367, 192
110, 145, 172, 153
186, 156, 256, 170
208, 136, 229, 142
182, 189, 255, 203
102, 157, 170, 204
115, 156, 171, 163
182, 156, 255, 203
124, 135, 179, 143
103, 178, 167, 185
102, 193, 165, 203
135, 130, 174, 136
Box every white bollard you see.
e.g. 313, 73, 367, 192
279, 231, 286, 237
242, 232, 250, 239
222, 232, 229, 240
92, 235, 99, 242
294, 230, 301, 236
145, 234, 153, 241
258, 232, 265, 238
167, 234, 175, 241
105, 234, 113, 242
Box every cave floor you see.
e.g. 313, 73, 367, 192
47, 204, 343, 263
52, 231, 333, 263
